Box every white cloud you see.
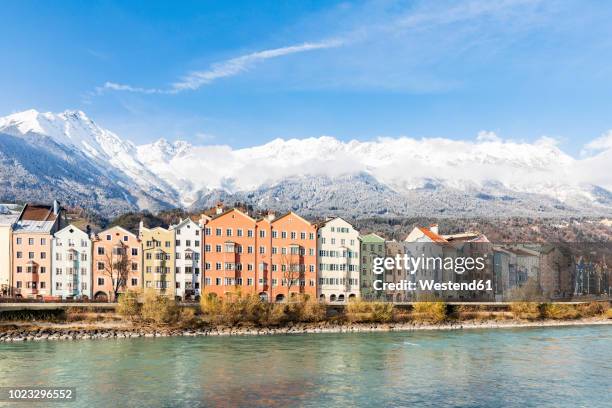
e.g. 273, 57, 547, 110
581, 130, 612, 155
99, 39, 343, 95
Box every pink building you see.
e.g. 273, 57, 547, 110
12, 202, 63, 298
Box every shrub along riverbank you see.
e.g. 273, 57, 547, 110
1, 294, 611, 342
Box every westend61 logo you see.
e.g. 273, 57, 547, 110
371, 254, 492, 292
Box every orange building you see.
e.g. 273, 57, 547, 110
12, 202, 63, 298
92, 226, 142, 301
201, 208, 264, 299
269, 212, 317, 302
201, 208, 317, 302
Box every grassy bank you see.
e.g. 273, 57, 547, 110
2, 295, 611, 332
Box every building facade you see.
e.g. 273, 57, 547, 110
201, 209, 262, 299
51, 224, 92, 299
269, 212, 317, 302
140, 224, 175, 297
171, 218, 202, 300
0, 205, 19, 296
11, 202, 63, 298
317, 217, 360, 302
93, 226, 142, 301
359, 233, 386, 300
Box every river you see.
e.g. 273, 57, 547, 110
0, 325, 610, 407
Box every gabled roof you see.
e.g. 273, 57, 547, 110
97, 225, 138, 241
19, 203, 57, 222
210, 207, 255, 223
418, 226, 448, 243
55, 223, 87, 237
272, 211, 314, 226
170, 218, 202, 230
360, 233, 386, 242
316, 216, 356, 229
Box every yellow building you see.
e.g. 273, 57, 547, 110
139, 222, 176, 298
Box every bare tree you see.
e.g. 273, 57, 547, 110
280, 247, 303, 298
103, 241, 130, 301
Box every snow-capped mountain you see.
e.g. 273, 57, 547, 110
1, 108, 612, 218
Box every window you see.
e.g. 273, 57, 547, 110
16, 251, 22, 259
247, 229, 254, 238
226, 228, 232, 237
215, 245, 222, 252
28, 252, 34, 259
205, 244, 211, 252
259, 246, 265, 254
291, 232, 296, 239
16, 266, 22, 273
106, 234, 111, 241
97, 247, 105, 255
28, 238, 34, 245
16, 238, 22, 245
215, 228, 222, 236
97, 262, 105, 271
132, 248, 138, 256
247, 278, 253, 286
176, 240, 181, 246
259, 230, 266, 238
123, 235, 128, 242
215, 278, 221, 285
98, 277, 104, 285
205, 277, 211, 285
205, 227, 211, 236
237, 229, 243, 237
281, 231, 287, 239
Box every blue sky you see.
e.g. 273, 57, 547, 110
1, 0, 612, 154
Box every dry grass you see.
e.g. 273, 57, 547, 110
509, 302, 541, 320
345, 300, 394, 323
117, 291, 140, 320
577, 302, 610, 317
539, 303, 580, 320
411, 302, 447, 323
200, 293, 327, 326
141, 290, 181, 325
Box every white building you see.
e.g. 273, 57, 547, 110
170, 218, 202, 300
317, 217, 360, 302
51, 224, 92, 299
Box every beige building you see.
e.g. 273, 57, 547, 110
0, 204, 20, 296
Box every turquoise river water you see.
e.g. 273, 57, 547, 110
0, 325, 610, 407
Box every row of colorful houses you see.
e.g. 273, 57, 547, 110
0, 202, 362, 302
1, 201, 602, 302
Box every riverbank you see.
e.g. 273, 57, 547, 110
1, 317, 611, 342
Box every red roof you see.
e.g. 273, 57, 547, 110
418, 227, 447, 243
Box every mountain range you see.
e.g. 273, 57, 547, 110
1, 109, 612, 219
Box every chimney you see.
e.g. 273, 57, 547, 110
430, 224, 439, 235
53, 200, 60, 216
139, 220, 144, 234
267, 211, 276, 221
215, 202, 223, 215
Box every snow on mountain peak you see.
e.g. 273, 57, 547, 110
2, 108, 612, 212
